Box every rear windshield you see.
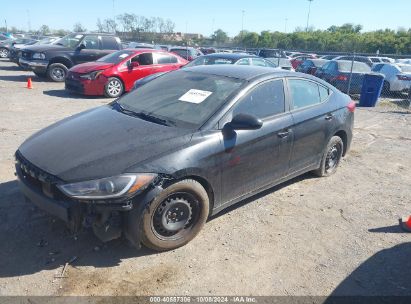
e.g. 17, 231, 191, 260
338, 61, 371, 73
117, 70, 244, 128
97, 50, 135, 64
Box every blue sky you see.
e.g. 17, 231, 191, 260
2, 0, 411, 36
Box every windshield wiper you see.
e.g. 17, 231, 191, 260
113, 102, 173, 126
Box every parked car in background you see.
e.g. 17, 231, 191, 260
296, 59, 328, 75
127, 42, 156, 49
9, 36, 60, 65
368, 56, 394, 64
285, 51, 303, 58
315, 60, 372, 94
334, 55, 373, 67
372, 63, 411, 94
184, 53, 279, 68
199, 47, 216, 55
257, 48, 287, 59
169, 47, 203, 61
16, 65, 354, 251
19, 33, 122, 82
320, 55, 339, 60
290, 54, 317, 69
65, 49, 187, 98
395, 59, 411, 65
0, 37, 37, 58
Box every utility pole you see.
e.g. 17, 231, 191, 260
241, 10, 245, 48
4, 19, 7, 32
306, 0, 313, 32
285, 18, 288, 33
212, 18, 215, 35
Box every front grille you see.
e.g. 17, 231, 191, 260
15, 151, 65, 199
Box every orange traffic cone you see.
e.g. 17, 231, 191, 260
27, 77, 33, 89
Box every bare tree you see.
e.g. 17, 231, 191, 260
73, 22, 86, 32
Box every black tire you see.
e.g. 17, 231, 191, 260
104, 77, 124, 98
382, 81, 391, 96
47, 63, 68, 82
314, 136, 344, 177
34, 71, 47, 78
140, 179, 209, 251
0, 48, 9, 58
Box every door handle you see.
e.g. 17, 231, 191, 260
325, 114, 334, 121
278, 130, 290, 138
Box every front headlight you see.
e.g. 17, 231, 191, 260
57, 174, 157, 200
32, 52, 46, 60
79, 70, 104, 80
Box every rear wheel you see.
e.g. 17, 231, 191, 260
104, 77, 124, 98
140, 179, 209, 251
314, 136, 344, 177
382, 81, 391, 96
0, 48, 9, 58
47, 63, 68, 82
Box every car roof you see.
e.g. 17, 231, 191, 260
123, 48, 172, 54
200, 52, 258, 60
181, 65, 295, 81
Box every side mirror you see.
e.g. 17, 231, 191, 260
77, 43, 86, 50
228, 114, 263, 130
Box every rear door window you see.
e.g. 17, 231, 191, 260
154, 53, 178, 64
288, 79, 324, 110
101, 36, 120, 50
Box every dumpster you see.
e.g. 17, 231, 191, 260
359, 73, 385, 107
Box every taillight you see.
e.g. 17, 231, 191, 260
336, 75, 348, 81
397, 75, 411, 81
347, 100, 356, 113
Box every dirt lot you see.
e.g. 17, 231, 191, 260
0, 58, 410, 297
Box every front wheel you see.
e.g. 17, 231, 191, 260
47, 63, 68, 82
104, 77, 124, 98
314, 136, 344, 177
0, 48, 9, 58
140, 179, 210, 251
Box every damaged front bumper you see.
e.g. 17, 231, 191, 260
15, 164, 164, 247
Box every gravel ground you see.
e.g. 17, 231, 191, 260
0, 59, 410, 297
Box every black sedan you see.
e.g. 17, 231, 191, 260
16, 66, 355, 251
185, 52, 278, 68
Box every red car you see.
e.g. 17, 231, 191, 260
290, 54, 317, 70
65, 49, 188, 97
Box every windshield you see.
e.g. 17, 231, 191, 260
185, 56, 237, 67
97, 50, 135, 64
338, 61, 371, 73
54, 33, 84, 48
117, 70, 244, 128
400, 65, 411, 73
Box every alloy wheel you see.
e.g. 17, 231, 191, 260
107, 79, 122, 96
51, 67, 66, 81
0, 49, 9, 58
325, 143, 342, 173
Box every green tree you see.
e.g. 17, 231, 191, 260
211, 29, 229, 44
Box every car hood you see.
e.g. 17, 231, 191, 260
70, 61, 115, 73
22, 44, 71, 53
18, 106, 194, 182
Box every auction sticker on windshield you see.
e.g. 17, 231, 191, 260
179, 89, 213, 104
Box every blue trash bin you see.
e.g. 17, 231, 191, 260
359, 73, 385, 107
